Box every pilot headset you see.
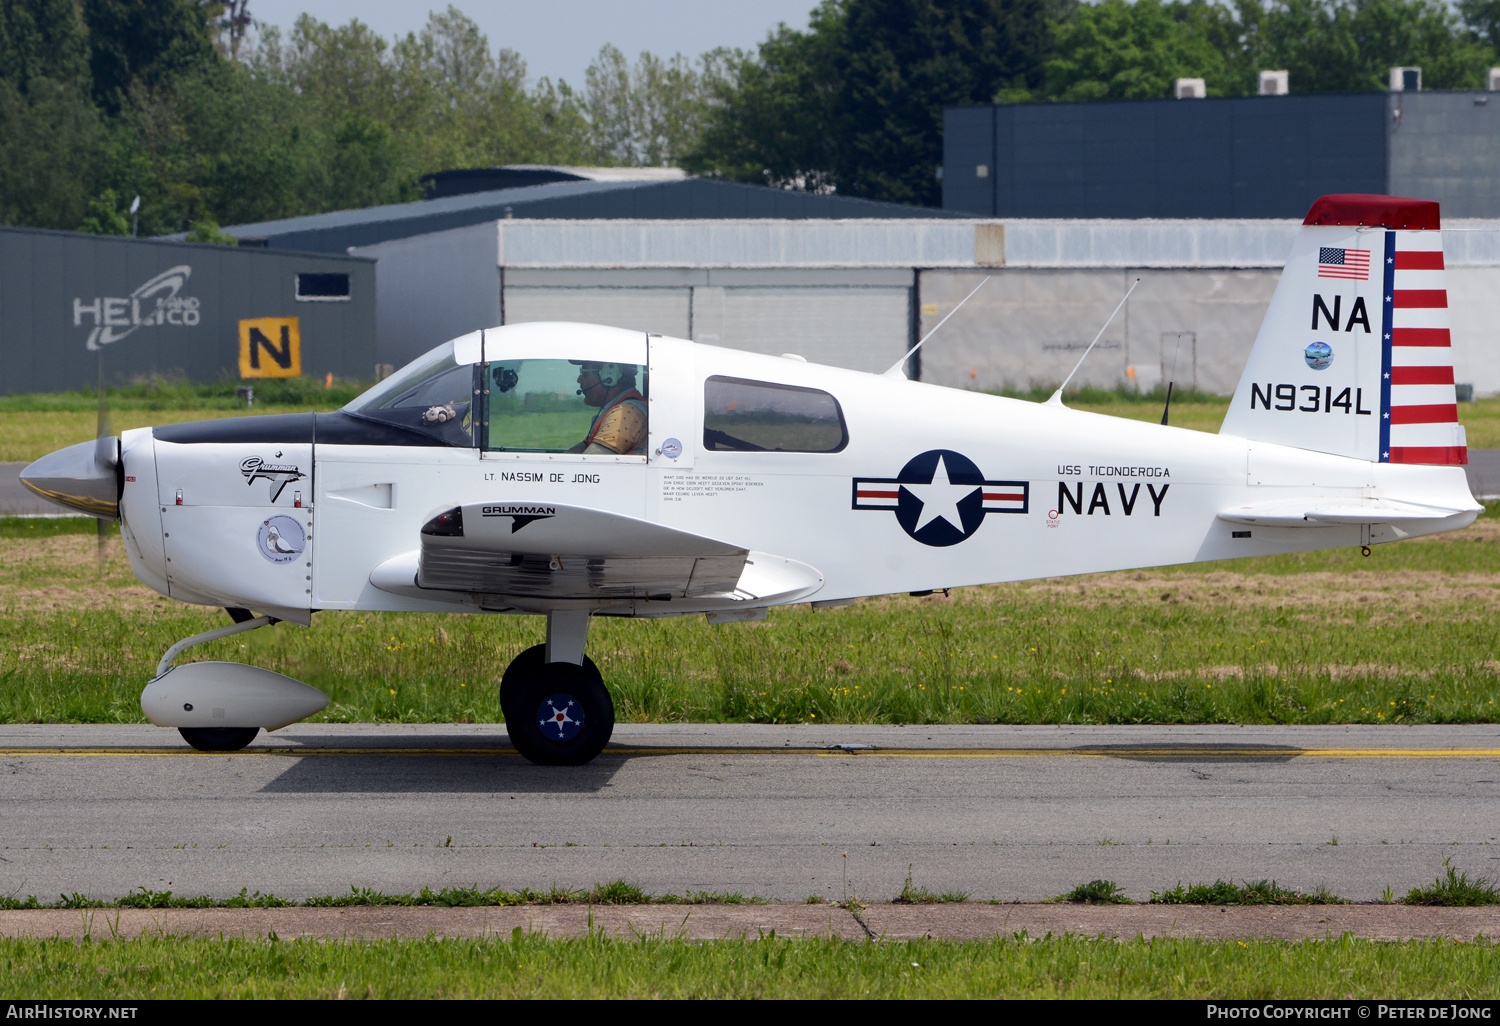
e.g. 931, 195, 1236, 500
593, 363, 626, 388
576, 362, 628, 394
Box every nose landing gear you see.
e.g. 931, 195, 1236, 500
144, 612, 328, 751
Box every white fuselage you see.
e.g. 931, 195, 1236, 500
115, 334, 1479, 620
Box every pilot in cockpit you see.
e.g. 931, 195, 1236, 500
568, 361, 648, 455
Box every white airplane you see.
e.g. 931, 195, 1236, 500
22, 193, 1478, 765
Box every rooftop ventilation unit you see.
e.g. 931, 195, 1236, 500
1174, 78, 1206, 99
1489, 67, 1500, 91
1390, 66, 1422, 92
1258, 70, 1289, 96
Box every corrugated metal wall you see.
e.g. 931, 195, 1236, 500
502, 269, 915, 375
0, 228, 376, 393
917, 268, 1279, 394
918, 263, 1500, 395
944, 93, 1391, 218
1389, 93, 1500, 218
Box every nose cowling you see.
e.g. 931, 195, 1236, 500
20, 437, 122, 519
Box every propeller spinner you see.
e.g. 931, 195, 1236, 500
20, 437, 122, 519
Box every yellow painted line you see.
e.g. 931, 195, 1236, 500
0, 746, 1497, 760
822, 748, 1500, 759
0, 748, 522, 758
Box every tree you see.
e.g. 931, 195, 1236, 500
0, 76, 104, 228
686, 0, 1058, 206
79, 0, 216, 113
77, 187, 131, 233
184, 214, 237, 243
584, 44, 738, 166
0, 0, 104, 229
1238, 0, 1496, 93
0, 0, 93, 92
389, 6, 590, 171
201, 0, 253, 60
838, 0, 1054, 204
1043, 0, 1496, 100
1458, 0, 1500, 50
681, 10, 846, 192
1044, 0, 1240, 99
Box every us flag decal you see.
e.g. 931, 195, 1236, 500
1318, 247, 1370, 280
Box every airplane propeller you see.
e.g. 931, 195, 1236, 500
95, 352, 111, 572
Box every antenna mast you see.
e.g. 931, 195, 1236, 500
1047, 278, 1140, 405
882, 276, 990, 378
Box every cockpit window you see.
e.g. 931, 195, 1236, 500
342, 345, 476, 446
703, 376, 847, 453
484, 359, 648, 455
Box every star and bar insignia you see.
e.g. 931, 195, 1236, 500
853, 449, 1028, 547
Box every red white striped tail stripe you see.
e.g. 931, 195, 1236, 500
1387, 229, 1466, 465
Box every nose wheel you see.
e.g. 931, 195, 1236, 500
179, 727, 260, 751
501, 646, 614, 766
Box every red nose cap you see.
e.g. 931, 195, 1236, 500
1303, 194, 1440, 230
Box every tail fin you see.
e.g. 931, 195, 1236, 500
1220, 194, 1465, 465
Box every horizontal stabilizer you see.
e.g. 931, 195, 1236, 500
1217, 497, 1465, 527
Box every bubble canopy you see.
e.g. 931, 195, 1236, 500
341, 322, 652, 447
345, 322, 650, 416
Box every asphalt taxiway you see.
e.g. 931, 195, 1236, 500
2, 723, 1496, 904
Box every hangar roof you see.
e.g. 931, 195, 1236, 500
209, 177, 958, 254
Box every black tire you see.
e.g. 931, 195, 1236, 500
504, 661, 615, 766
178, 727, 260, 752
499, 644, 602, 717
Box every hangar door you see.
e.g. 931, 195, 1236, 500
501, 271, 914, 375
503, 287, 691, 339
692, 285, 911, 374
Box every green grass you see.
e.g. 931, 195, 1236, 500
0, 386, 356, 463
2, 933, 1497, 999
0, 378, 370, 413
0, 882, 769, 911
3, 507, 1500, 726
1403, 859, 1500, 906
0, 517, 99, 538
1001, 383, 1232, 435
1054, 880, 1134, 904
892, 866, 968, 904
1150, 881, 1347, 905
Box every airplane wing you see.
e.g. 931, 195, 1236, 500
369, 501, 823, 607
1217, 497, 1468, 528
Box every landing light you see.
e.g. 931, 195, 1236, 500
422, 507, 464, 537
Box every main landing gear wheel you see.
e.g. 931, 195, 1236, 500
499, 644, 602, 718
178, 727, 260, 752
502, 658, 615, 766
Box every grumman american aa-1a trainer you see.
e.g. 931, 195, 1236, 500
22, 194, 1480, 766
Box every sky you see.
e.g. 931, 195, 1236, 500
246, 1, 817, 86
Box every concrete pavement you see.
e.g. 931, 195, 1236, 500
2, 723, 1497, 905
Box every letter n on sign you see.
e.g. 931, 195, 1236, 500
238, 318, 301, 378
